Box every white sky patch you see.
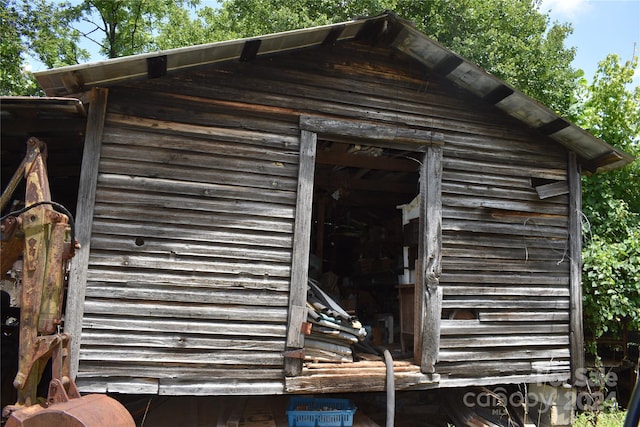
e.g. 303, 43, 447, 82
540, 0, 592, 20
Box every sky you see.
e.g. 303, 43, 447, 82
540, 0, 640, 86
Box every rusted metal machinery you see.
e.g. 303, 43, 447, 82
1, 137, 135, 426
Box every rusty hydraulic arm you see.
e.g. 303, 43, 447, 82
1, 137, 77, 408
1, 137, 135, 426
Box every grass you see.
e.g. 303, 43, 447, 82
574, 410, 627, 427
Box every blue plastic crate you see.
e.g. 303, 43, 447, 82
287, 397, 357, 427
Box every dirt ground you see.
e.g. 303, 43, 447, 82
117, 390, 473, 427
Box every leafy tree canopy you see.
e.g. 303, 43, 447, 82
3, 0, 580, 115
1, 0, 44, 95
0, 0, 199, 95
168, 0, 579, 114
577, 54, 640, 346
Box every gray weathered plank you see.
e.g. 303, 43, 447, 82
83, 315, 286, 337
440, 335, 569, 348
568, 152, 585, 382
284, 129, 316, 376
441, 320, 569, 335
66, 87, 108, 379
419, 145, 443, 373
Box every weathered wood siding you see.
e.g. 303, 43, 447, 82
438, 126, 571, 384
75, 40, 573, 393
77, 86, 300, 394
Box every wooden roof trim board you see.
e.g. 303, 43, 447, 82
33, 18, 369, 94
388, 18, 633, 173
33, 12, 634, 173
0, 96, 86, 117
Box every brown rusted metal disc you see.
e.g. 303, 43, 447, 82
5, 394, 135, 427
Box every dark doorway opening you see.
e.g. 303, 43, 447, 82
309, 139, 420, 357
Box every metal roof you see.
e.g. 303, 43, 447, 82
33, 13, 633, 173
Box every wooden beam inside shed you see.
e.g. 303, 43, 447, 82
315, 150, 419, 172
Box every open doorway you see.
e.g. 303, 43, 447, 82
307, 139, 421, 360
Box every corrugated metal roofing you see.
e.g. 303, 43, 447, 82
33, 12, 633, 173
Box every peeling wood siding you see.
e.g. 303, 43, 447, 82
75, 41, 573, 393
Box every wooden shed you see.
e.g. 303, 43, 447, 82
25, 12, 632, 396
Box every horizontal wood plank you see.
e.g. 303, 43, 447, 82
82, 315, 287, 337
85, 283, 288, 306
441, 320, 569, 335
83, 299, 288, 322
440, 335, 569, 348
438, 348, 570, 362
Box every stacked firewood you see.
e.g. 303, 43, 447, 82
305, 279, 367, 363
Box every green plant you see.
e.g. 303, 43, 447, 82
574, 410, 627, 427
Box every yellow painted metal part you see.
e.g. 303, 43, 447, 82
2, 138, 135, 426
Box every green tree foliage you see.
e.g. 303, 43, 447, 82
4, 0, 580, 113
171, 0, 579, 114
73, 0, 200, 59
577, 54, 640, 346
156, 0, 389, 50
394, 0, 580, 113
1, 0, 90, 95
1, 0, 39, 95
0, 0, 200, 95
20, 0, 88, 68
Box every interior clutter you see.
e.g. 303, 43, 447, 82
305, 139, 421, 363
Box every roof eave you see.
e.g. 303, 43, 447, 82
34, 17, 376, 97
34, 13, 633, 174
389, 21, 634, 174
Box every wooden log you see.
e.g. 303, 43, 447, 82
78, 364, 284, 380
439, 373, 571, 388
443, 157, 566, 181
535, 180, 569, 199
85, 271, 289, 294
440, 273, 568, 285
157, 380, 284, 396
